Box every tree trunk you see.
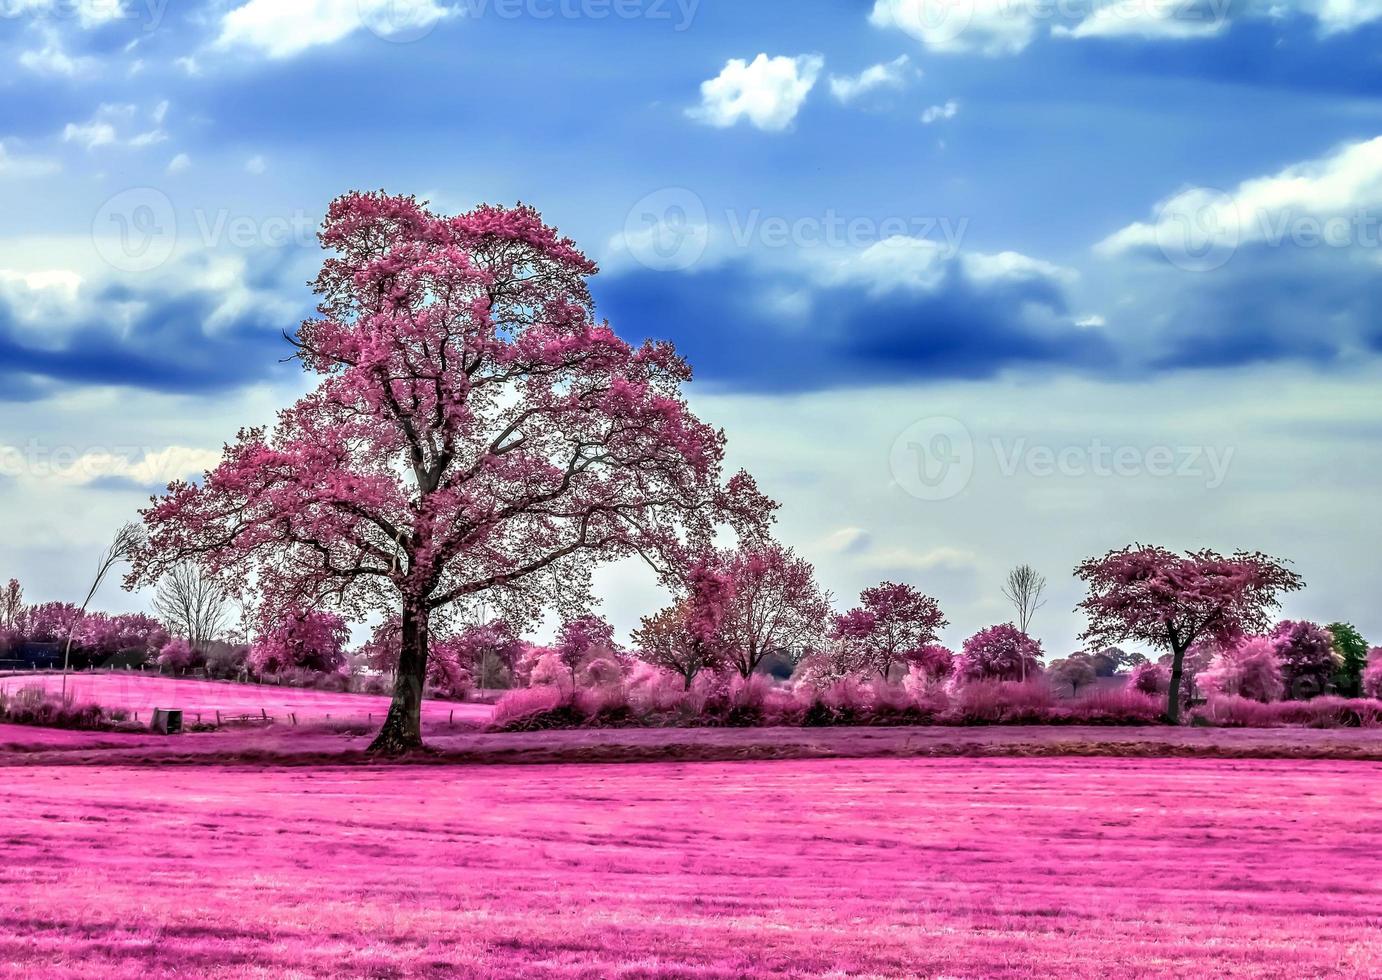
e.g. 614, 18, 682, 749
368, 603, 429, 755
1166, 643, 1187, 726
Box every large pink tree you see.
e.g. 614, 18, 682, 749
1075, 545, 1302, 724
128, 192, 768, 753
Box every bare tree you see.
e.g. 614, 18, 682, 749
1002, 564, 1047, 636
153, 562, 230, 649
63, 523, 144, 697
1, 579, 22, 630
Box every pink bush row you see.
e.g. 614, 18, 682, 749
492, 670, 1167, 731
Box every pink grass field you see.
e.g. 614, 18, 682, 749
2, 756, 1380, 978
0, 672, 492, 728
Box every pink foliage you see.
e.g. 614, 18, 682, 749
1364, 649, 1382, 700
20, 602, 83, 644
1076, 545, 1302, 722
1269, 620, 1339, 699
954, 625, 1044, 684
1200, 637, 1285, 703
829, 582, 947, 681
1128, 660, 1171, 696
157, 638, 199, 671
249, 610, 350, 676
128, 191, 773, 750
716, 541, 830, 677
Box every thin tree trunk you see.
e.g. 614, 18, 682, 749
1166, 643, 1187, 726
368, 603, 429, 755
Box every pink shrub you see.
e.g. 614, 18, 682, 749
1055, 689, 1164, 725
945, 680, 1057, 725
1128, 661, 1171, 696
491, 686, 567, 730
1200, 637, 1284, 703
1195, 695, 1382, 728
157, 638, 199, 671
1362, 649, 1382, 700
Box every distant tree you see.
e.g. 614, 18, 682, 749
22, 602, 84, 644
1200, 636, 1284, 703
1364, 650, 1382, 701
830, 582, 947, 681
1050, 654, 1098, 696
1, 579, 22, 630
1269, 620, 1339, 700
1128, 660, 1170, 696
633, 603, 724, 690
554, 615, 618, 687
1001, 564, 1047, 634
1075, 545, 1302, 724
1326, 623, 1369, 697
718, 541, 830, 677
913, 643, 956, 682
153, 562, 229, 650
249, 610, 350, 676
954, 624, 1044, 684
78, 613, 168, 664
444, 620, 523, 691
158, 637, 200, 672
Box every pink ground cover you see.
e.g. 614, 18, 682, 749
1, 756, 1379, 978
0, 672, 491, 727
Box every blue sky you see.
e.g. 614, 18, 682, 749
1, 0, 1380, 652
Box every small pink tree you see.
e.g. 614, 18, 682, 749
249, 610, 350, 676
830, 582, 947, 681
553, 615, 618, 687
954, 624, 1044, 684
913, 643, 955, 681
1199, 636, 1284, 703
632, 561, 735, 690
21, 602, 84, 644
1128, 660, 1171, 696
717, 541, 830, 677
1363, 649, 1382, 701
1075, 545, 1302, 724
128, 192, 769, 753
1269, 620, 1339, 700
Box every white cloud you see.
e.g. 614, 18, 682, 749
8, 0, 127, 29
1053, 0, 1229, 38
0, 444, 221, 489
216, 0, 452, 58
828, 55, 914, 104
1099, 135, 1382, 258
60, 103, 166, 151
62, 119, 118, 150
0, 142, 60, 178
688, 53, 824, 132
963, 250, 1077, 285
166, 153, 191, 175
822, 527, 873, 555
921, 99, 960, 124
19, 35, 96, 77
873, 0, 1382, 54
871, 0, 1038, 55
245, 155, 267, 175
1075, 314, 1107, 328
